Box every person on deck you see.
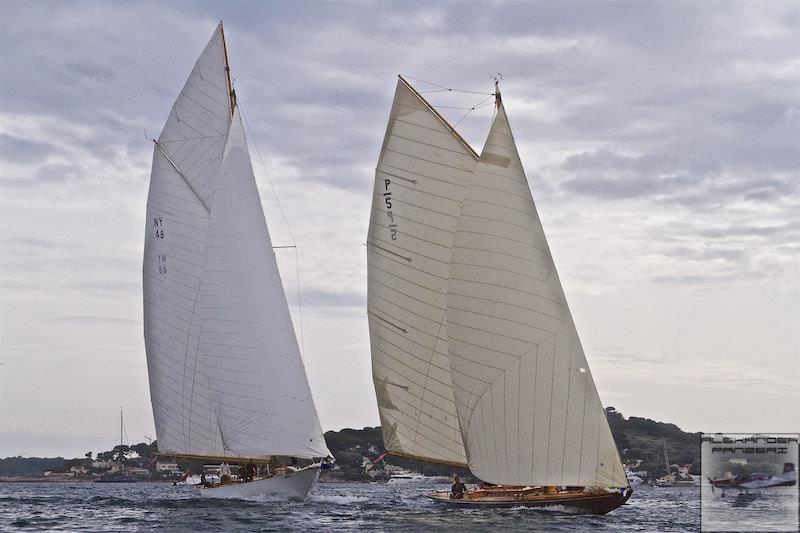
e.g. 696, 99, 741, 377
219, 462, 231, 483
242, 462, 256, 482
450, 474, 466, 499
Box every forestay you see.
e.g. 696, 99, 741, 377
198, 110, 329, 459
367, 77, 476, 466
143, 24, 230, 457
445, 102, 628, 488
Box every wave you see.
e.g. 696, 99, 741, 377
308, 494, 369, 505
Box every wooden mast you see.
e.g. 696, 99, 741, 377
219, 21, 236, 115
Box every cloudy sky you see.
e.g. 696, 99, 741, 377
1, 1, 798, 458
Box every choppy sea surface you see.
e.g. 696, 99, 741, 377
0, 481, 733, 532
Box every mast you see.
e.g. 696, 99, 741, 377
119, 409, 123, 447
219, 21, 237, 114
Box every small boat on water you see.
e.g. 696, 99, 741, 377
653, 438, 696, 486
367, 76, 631, 514
625, 468, 644, 486
709, 463, 797, 490
142, 22, 332, 500
387, 469, 448, 484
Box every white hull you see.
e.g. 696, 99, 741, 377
199, 466, 320, 500
388, 475, 447, 485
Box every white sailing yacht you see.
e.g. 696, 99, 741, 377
367, 76, 631, 513
142, 23, 331, 499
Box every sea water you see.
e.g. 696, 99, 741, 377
1, 482, 712, 531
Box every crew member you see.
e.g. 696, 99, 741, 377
450, 474, 466, 499
219, 462, 231, 483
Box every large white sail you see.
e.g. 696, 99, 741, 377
143, 24, 230, 457
445, 100, 628, 488
367, 77, 477, 466
144, 24, 329, 460
198, 109, 330, 460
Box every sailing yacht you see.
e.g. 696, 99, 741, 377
367, 76, 631, 513
142, 23, 331, 499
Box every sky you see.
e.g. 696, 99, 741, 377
1, 1, 798, 459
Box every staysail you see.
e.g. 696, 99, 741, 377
144, 23, 330, 461
445, 99, 628, 487
367, 77, 477, 466
198, 109, 329, 459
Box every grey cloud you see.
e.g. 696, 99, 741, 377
63, 62, 114, 82
698, 221, 800, 239
561, 173, 701, 199
3, 237, 57, 249
665, 177, 798, 207
36, 164, 82, 184
296, 289, 366, 309
561, 149, 719, 176
51, 315, 137, 324
666, 246, 745, 262
0, 134, 57, 164
557, 147, 798, 206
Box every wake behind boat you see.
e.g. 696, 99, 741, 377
142, 22, 332, 500
367, 76, 631, 514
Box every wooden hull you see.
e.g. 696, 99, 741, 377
428, 487, 632, 515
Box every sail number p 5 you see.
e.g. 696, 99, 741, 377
383, 179, 398, 240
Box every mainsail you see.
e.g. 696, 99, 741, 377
143, 23, 330, 461
446, 99, 627, 488
367, 77, 477, 466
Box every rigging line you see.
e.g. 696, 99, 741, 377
431, 105, 481, 110
238, 103, 296, 246
238, 100, 306, 357
453, 94, 497, 127
402, 75, 494, 96
294, 246, 306, 358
